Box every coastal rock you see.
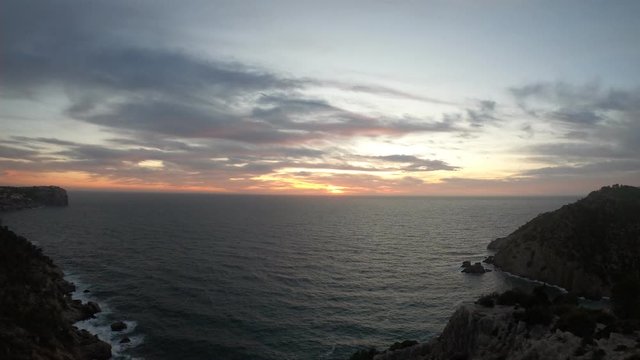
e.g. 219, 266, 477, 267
111, 321, 127, 331
85, 301, 101, 316
482, 256, 494, 264
0, 186, 68, 211
65, 300, 102, 323
461, 262, 490, 274
74, 329, 112, 360
0, 225, 110, 360
120, 337, 131, 344
373, 301, 640, 360
488, 185, 640, 298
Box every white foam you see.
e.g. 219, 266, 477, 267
497, 269, 569, 293
65, 272, 145, 360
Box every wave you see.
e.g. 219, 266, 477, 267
65, 272, 145, 360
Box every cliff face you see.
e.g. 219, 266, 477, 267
373, 302, 640, 360
488, 185, 640, 298
0, 226, 111, 360
0, 186, 69, 211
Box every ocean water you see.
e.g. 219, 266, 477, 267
0, 192, 577, 360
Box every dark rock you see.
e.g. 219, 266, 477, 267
482, 256, 495, 264
388, 339, 418, 351
489, 185, 640, 298
0, 186, 68, 211
83, 289, 90, 293
0, 225, 111, 359
120, 337, 131, 344
75, 329, 112, 360
66, 300, 102, 322
61, 281, 77, 294
84, 301, 101, 317
461, 262, 489, 274
462, 261, 472, 268
111, 321, 127, 331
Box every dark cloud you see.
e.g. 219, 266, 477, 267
11, 137, 81, 147
0, 134, 460, 191
0, 145, 39, 159
371, 155, 459, 171
509, 81, 640, 125
509, 81, 640, 181
466, 100, 498, 127
526, 143, 630, 160
2, 0, 464, 149
521, 160, 640, 177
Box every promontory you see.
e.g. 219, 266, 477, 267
488, 184, 640, 299
0, 186, 69, 211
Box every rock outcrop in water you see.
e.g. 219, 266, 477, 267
0, 225, 111, 359
0, 186, 69, 211
487, 185, 640, 299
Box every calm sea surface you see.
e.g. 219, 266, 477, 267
0, 192, 577, 359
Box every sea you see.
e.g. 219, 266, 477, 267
0, 192, 578, 360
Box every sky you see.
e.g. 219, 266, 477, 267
1, 0, 639, 195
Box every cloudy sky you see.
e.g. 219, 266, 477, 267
1, 0, 639, 195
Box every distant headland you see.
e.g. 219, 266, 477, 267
488, 184, 640, 299
0, 186, 68, 211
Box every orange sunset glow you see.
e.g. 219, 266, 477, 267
1, 1, 639, 195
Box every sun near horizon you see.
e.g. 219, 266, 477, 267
1, 1, 639, 197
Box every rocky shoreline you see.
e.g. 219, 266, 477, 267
0, 186, 112, 359
0, 225, 112, 359
488, 185, 640, 299
351, 185, 640, 360
369, 288, 640, 360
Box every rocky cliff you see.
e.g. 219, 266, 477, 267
487, 185, 640, 298
370, 290, 640, 360
0, 186, 69, 211
0, 225, 111, 360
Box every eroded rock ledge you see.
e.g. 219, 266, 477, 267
0, 186, 69, 211
0, 225, 111, 360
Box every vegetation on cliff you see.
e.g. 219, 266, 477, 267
355, 287, 640, 360
488, 184, 640, 298
0, 226, 110, 360
350, 185, 640, 359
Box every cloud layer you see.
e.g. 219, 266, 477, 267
1, 1, 639, 194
